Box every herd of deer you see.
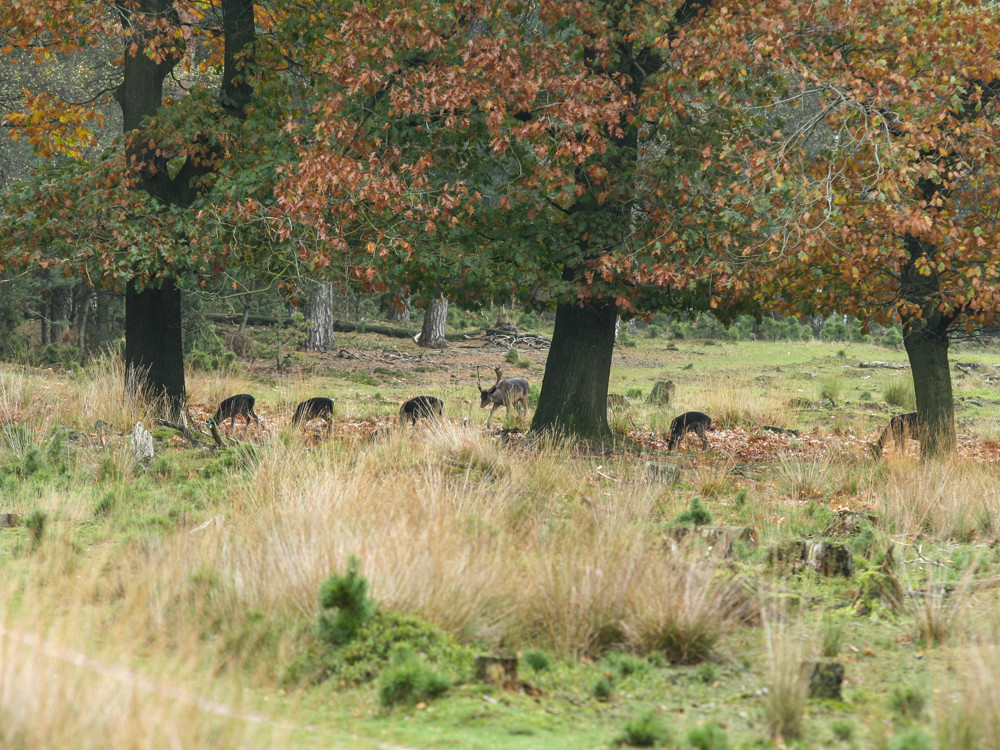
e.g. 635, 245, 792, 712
208, 365, 530, 433
208, 365, 913, 458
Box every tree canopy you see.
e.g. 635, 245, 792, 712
676, 0, 1000, 455
3, 0, 1000, 449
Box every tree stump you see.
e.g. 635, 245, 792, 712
475, 655, 519, 690
0, 514, 20, 528
824, 510, 879, 536
772, 541, 854, 577
646, 381, 675, 405
664, 525, 758, 557
130, 422, 154, 465
807, 661, 845, 700
644, 461, 682, 484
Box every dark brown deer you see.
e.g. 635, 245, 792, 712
292, 397, 335, 429
213, 393, 260, 429
476, 366, 529, 428
870, 412, 918, 458
667, 411, 712, 451
399, 396, 444, 425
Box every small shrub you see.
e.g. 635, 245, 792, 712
695, 662, 718, 684
603, 651, 649, 677
883, 378, 915, 409
24, 509, 47, 549
821, 617, 843, 658
617, 333, 638, 348
616, 710, 671, 747
883, 326, 904, 347
319, 610, 474, 685
818, 375, 842, 403
686, 722, 730, 750
673, 497, 712, 527
890, 728, 933, 750
625, 387, 643, 400
378, 644, 451, 708
889, 684, 927, 719
317, 556, 377, 646
831, 719, 855, 742
592, 673, 616, 701
504, 347, 530, 367
523, 649, 553, 672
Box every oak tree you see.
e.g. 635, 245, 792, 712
681, 0, 1000, 456
276, 0, 738, 437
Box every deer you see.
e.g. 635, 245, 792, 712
666, 411, 713, 451
399, 396, 444, 425
476, 365, 529, 428
870, 412, 919, 458
213, 393, 260, 429
292, 397, 335, 430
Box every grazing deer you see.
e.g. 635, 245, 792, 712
476, 365, 529, 428
399, 396, 444, 425
292, 397, 335, 429
667, 411, 712, 451
213, 393, 260, 429
870, 412, 918, 458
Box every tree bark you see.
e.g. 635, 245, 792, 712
304, 280, 335, 352
74, 284, 92, 363
418, 296, 448, 348
125, 278, 186, 418
386, 294, 411, 323
114, 0, 255, 413
902, 313, 956, 457
531, 299, 617, 438
899, 222, 956, 457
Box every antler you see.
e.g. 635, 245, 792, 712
475, 365, 485, 393
493, 366, 503, 384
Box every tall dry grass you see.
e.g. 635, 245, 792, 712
761, 613, 811, 741
0, 569, 281, 750
698, 385, 789, 429
85, 421, 742, 660
876, 459, 1000, 540
936, 644, 1000, 749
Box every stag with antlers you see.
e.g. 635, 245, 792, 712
476, 366, 529, 428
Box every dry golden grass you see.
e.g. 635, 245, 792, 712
698, 385, 789, 430
56, 420, 739, 661
876, 458, 1000, 540
936, 643, 1000, 749
761, 613, 811, 742
0, 568, 281, 750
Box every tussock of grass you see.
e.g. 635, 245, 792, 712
762, 615, 810, 741
776, 455, 831, 501
877, 460, 1000, 541
699, 385, 788, 430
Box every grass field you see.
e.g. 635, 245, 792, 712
3, 331, 1000, 749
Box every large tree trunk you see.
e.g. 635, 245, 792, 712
125, 278, 186, 418
418, 296, 448, 348
531, 299, 617, 438
114, 0, 256, 413
304, 281, 335, 352
116, 0, 185, 413
900, 229, 956, 458
902, 313, 956, 458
